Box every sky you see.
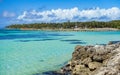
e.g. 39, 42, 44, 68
0, 0, 120, 28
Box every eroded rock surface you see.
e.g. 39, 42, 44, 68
60, 42, 120, 75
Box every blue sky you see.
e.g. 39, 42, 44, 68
0, 0, 120, 28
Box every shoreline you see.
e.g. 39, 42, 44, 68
60, 41, 120, 75
6, 28, 120, 31
40, 41, 120, 75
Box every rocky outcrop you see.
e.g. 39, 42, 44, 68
60, 42, 120, 75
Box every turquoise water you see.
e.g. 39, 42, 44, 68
0, 29, 120, 75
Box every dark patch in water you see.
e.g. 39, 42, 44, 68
33, 71, 62, 75
16, 39, 43, 42
33, 73, 42, 75
109, 41, 120, 44
15, 38, 60, 42
39, 59, 44, 62
18, 40, 31, 42
0, 32, 72, 40
48, 34, 74, 36
43, 38, 58, 41
97, 44, 106, 45
42, 71, 62, 75
0, 29, 21, 34
33, 61, 69, 75
61, 39, 82, 42
60, 39, 86, 44
70, 41, 86, 44
0, 34, 48, 40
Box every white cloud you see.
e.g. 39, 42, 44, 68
17, 7, 120, 22
17, 11, 27, 19
3, 11, 15, 17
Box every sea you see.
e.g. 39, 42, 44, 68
0, 29, 120, 75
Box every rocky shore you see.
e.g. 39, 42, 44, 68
50, 41, 120, 75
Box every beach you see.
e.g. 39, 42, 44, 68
7, 28, 119, 31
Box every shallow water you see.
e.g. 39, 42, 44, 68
0, 29, 120, 75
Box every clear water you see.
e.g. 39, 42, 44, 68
0, 29, 120, 75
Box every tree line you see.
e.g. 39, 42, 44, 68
6, 20, 120, 29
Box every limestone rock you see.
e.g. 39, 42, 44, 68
60, 42, 120, 75
88, 62, 101, 71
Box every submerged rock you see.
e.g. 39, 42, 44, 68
59, 42, 120, 75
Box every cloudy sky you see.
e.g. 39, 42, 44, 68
0, 0, 120, 28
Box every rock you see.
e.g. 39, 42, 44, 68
82, 57, 92, 65
108, 41, 113, 45
93, 55, 103, 62
59, 42, 120, 75
72, 65, 90, 75
75, 65, 85, 69
88, 62, 101, 71
108, 41, 120, 45
75, 45, 83, 51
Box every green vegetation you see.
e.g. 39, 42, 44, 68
6, 20, 120, 29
